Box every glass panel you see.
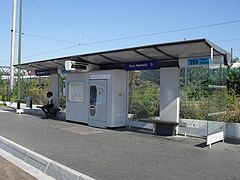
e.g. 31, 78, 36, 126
90, 85, 97, 106
179, 63, 228, 137
90, 85, 97, 117
208, 64, 227, 122
180, 66, 209, 120
226, 62, 240, 123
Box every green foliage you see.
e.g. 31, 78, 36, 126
227, 67, 240, 94
21, 77, 51, 104
0, 75, 66, 109
0, 75, 8, 101
131, 80, 160, 119
129, 64, 240, 123
180, 101, 207, 120
180, 61, 240, 123
231, 57, 240, 63
129, 70, 160, 119
180, 67, 209, 120
140, 70, 160, 84
225, 89, 240, 122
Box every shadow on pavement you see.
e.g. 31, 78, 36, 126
225, 137, 240, 145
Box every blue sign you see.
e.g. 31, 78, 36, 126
188, 58, 212, 66
125, 61, 159, 71
35, 69, 50, 76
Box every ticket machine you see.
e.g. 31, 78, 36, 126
66, 69, 127, 128
89, 79, 107, 128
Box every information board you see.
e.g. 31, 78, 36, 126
179, 57, 214, 68
187, 58, 212, 66
90, 74, 111, 79
68, 82, 84, 102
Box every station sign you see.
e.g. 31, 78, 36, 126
125, 61, 159, 71
35, 69, 57, 76
35, 69, 50, 76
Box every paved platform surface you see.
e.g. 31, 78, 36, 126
0, 106, 240, 180
0, 155, 36, 180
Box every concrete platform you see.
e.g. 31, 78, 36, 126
0, 106, 240, 180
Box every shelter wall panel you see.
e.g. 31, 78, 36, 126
160, 67, 180, 123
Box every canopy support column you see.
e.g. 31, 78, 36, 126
50, 74, 60, 108
159, 67, 180, 135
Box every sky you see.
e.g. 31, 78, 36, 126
0, 0, 240, 66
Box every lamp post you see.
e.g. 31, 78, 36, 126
17, 0, 22, 101
9, 0, 17, 95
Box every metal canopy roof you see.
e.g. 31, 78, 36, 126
15, 38, 230, 71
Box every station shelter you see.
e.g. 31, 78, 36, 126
15, 39, 230, 136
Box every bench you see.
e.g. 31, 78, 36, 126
138, 119, 179, 136
48, 107, 60, 118
37, 106, 60, 118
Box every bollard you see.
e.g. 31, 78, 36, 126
26, 96, 32, 109
17, 100, 21, 109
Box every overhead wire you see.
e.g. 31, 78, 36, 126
28, 0, 83, 35
21, 32, 107, 50
215, 38, 240, 43
27, 0, 114, 48
18, 32, 79, 45
6, 37, 240, 62
83, 19, 240, 45
22, 44, 107, 60
4, 0, 240, 63
1, 1, 239, 65
22, 1, 240, 59
15, 31, 107, 51
18, 29, 240, 47
19, 35, 240, 60
22, 45, 80, 59
19, 38, 240, 62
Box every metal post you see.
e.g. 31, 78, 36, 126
10, 0, 17, 92
184, 67, 187, 116
17, 0, 22, 101
210, 47, 213, 60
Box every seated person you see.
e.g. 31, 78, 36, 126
41, 91, 54, 118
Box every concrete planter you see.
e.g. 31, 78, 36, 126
179, 118, 240, 139
226, 123, 240, 138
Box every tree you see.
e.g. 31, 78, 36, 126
0, 73, 8, 101
231, 57, 240, 63
227, 57, 240, 94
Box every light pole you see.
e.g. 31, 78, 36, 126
17, 0, 23, 101
10, 0, 17, 94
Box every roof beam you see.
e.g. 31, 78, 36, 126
27, 64, 43, 69
51, 61, 62, 66
133, 49, 156, 60
35, 63, 48, 68
154, 47, 178, 60
73, 56, 100, 65
100, 54, 122, 63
